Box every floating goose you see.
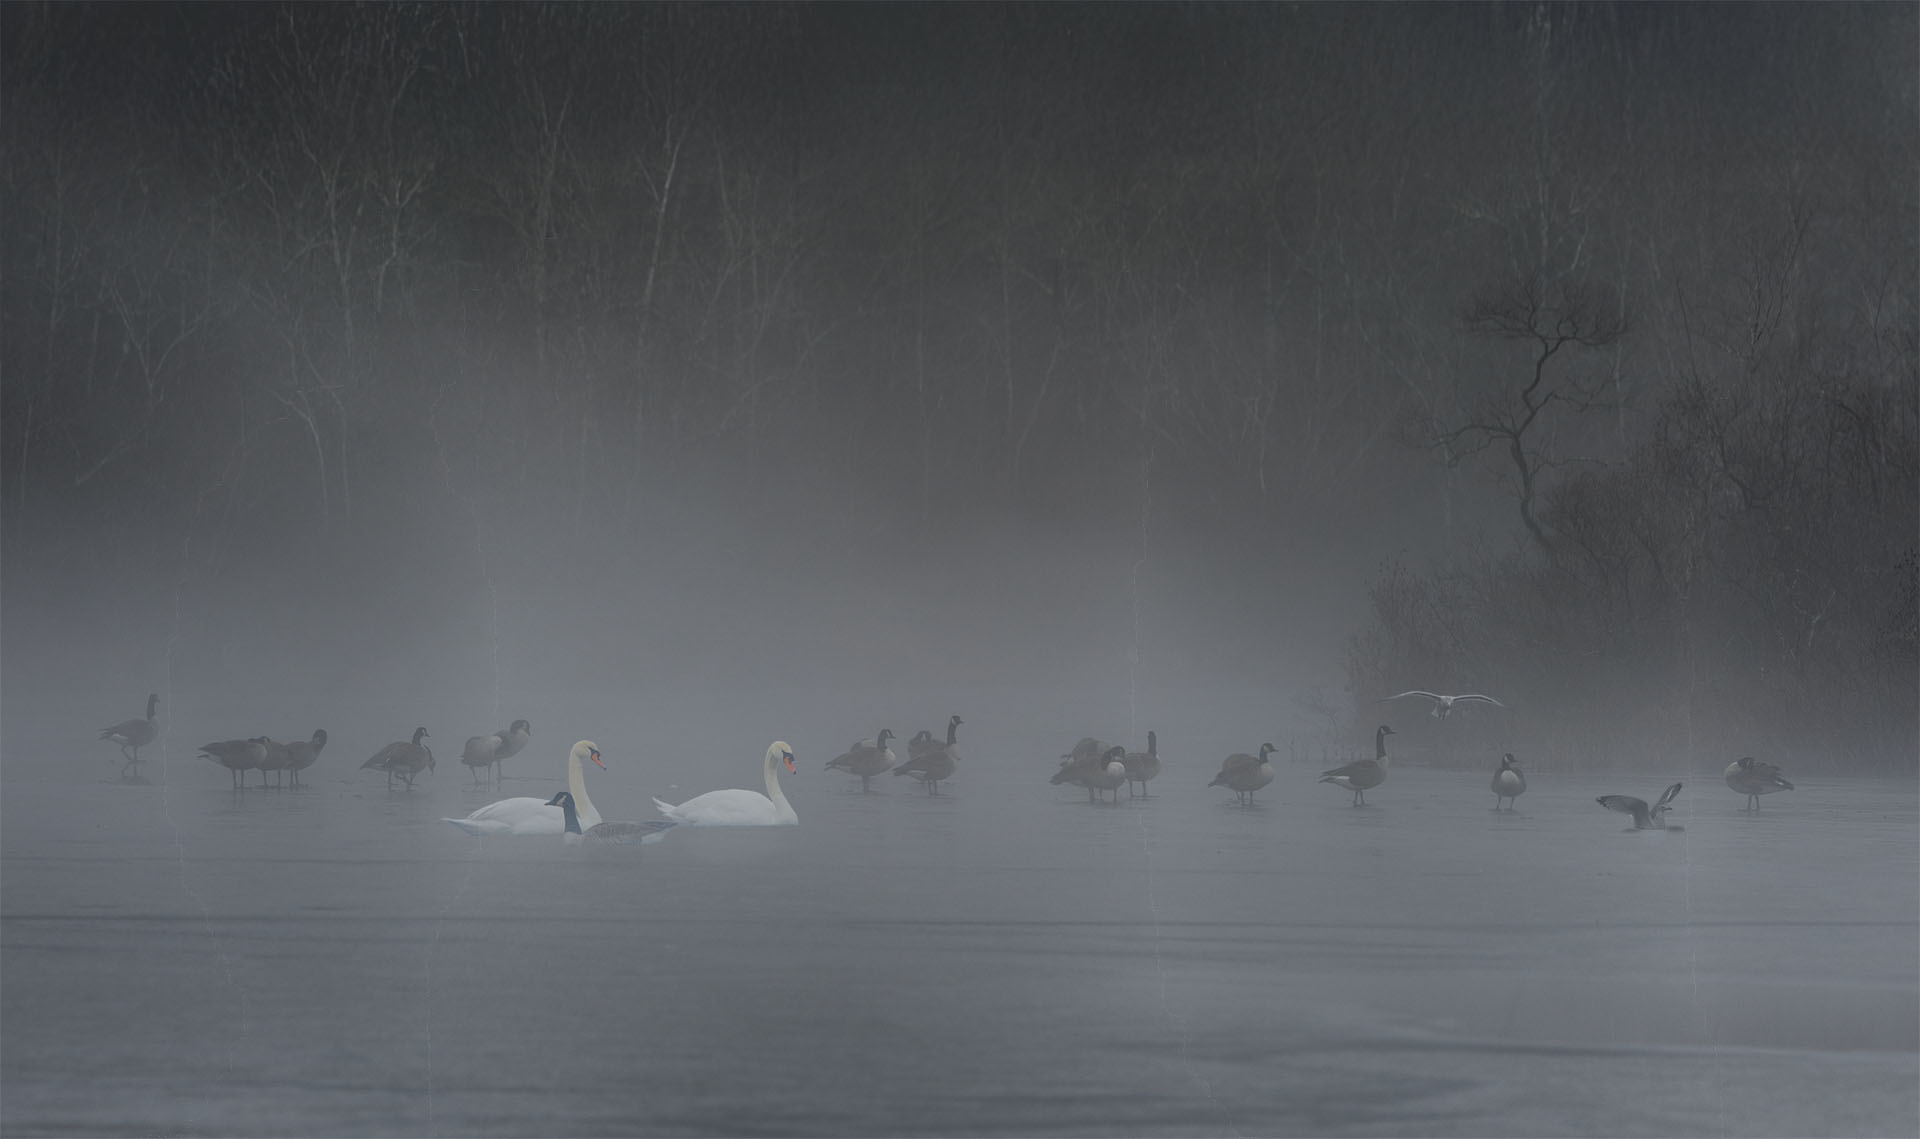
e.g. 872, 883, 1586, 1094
199, 738, 269, 790
1491, 752, 1526, 810
826, 728, 896, 791
443, 740, 606, 836
894, 717, 961, 794
654, 741, 798, 827
1123, 730, 1161, 797
1380, 690, 1506, 719
1210, 742, 1277, 805
1597, 782, 1684, 830
460, 719, 532, 785
285, 729, 328, 788
361, 727, 434, 790
99, 694, 160, 774
1724, 757, 1793, 811
1319, 726, 1393, 806
547, 791, 676, 845
1085, 745, 1129, 803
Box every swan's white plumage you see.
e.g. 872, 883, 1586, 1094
654, 741, 797, 827
442, 740, 605, 836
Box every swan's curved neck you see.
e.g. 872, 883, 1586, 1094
762, 751, 794, 818
568, 751, 602, 827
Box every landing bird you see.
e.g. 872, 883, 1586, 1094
827, 728, 896, 791
1597, 782, 1684, 830
1724, 757, 1793, 811
547, 791, 676, 845
1319, 726, 1393, 806
1491, 752, 1526, 810
1380, 690, 1506, 719
99, 693, 160, 774
1211, 742, 1278, 805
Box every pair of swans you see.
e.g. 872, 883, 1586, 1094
442, 739, 797, 836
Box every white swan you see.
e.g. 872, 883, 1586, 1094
442, 740, 606, 836
653, 741, 797, 827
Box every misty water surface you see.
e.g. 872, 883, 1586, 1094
4, 717, 1914, 1138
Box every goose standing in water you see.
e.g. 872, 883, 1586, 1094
443, 740, 606, 836
460, 719, 532, 785
99, 694, 160, 775
1380, 690, 1505, 719
1598, 783, 1684, 830
1085, 745, 1129, 803
547, 791, 676, 845
284, 729, 328, 788
1210, 743, 1277, 805
1123, 730, 1161, 797
362, 727, 434, 790
1050, 737, 1111, 799
894, 717, 961, 794
826, 728, 896, 791
1724, 757, 1793, 810
199, 738, 269, 790
1491, 752, 1526, 810
654, 741, 798, 827
256, 737, 293, 788
1319, 726, 1394, 806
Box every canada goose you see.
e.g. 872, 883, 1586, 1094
459, 719, 531, 784
1081, 745, 1129, 803
1491, 752, 1526, 810
1319, 726, 1393, 806
1724, 757, 1793, 810
256, 737, 292, 788
1051, 737, 1113, 801
1123, 730, 1161, 797
547, 791, 677, 845
894, 716, 961, 794
826, 728, 896, 791
1380, 690, 1506, 719
285, 729, 328, 788
361, 727, 434, 790
199, 737, 269, 790
1598, 783, 1684, 830
1210, 742, 1277, 805
99, 694, 160, 773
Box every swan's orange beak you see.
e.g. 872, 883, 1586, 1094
590, 748, 605, 770
782, 751, 796, 774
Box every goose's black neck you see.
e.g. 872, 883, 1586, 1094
1147, 730, 1157, 757
945, 718, 960, 746
1375, 727, 1391, 761
551, 792, 582, 835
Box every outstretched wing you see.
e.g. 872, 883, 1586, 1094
1381, 690, 1442, 704
1454, 694, 1506, 708
1597, 795, 1652, 828
1655, 782, 1683, 808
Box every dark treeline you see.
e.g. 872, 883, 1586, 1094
2, 3, 1913, 768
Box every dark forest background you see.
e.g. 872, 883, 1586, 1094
3, 3, 1913, 772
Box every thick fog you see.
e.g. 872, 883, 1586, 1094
3, 4, 1916, 1136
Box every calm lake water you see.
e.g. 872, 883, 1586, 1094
4, 741, 1915, 1137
